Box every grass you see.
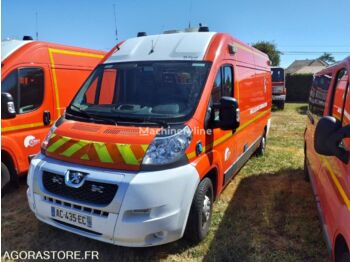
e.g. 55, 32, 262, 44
1, 103, 329, 262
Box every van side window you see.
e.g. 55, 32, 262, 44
209, 65, 234, 122
222, 66, 233, 97
343, 82, 350, 150
331, 69, 348, 121
309, 74, 332, 117
1, 68, 44, 114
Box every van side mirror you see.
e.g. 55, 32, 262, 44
1, 92, 16, 119
218, 96, 240, 130
314, 116, 350, 164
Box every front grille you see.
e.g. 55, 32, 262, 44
42, 171, 118, 205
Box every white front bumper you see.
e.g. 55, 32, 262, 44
27, 154, 200, 247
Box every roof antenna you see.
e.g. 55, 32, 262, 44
188, 0, 193, 28
35, 11, 39, 40
113, 4, 118, 41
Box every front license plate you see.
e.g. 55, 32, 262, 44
51, 206, 92, 228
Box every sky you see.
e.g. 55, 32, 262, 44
2, 0, 350, 68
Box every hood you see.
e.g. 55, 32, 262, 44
45, 120, 159, 171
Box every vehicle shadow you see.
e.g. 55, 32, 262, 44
1, 168, 329, 261
296, 105, 308, 115
202, 168, 329, 262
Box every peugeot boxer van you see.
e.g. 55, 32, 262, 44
27, 28, 272, 246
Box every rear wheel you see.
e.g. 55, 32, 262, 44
255, 134, 266, 156
185, 177, 213, 243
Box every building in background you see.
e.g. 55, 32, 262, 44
286, 59, 328, 75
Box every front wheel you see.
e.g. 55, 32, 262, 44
185, 177, 213, 243
1, 162, 11, 190
337, 252, 350, 262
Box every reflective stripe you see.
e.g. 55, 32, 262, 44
81, 153, 90, 160
47, 137, 70, 153
48, 48, 104, 117
186, 109, 270, 160
93, 142, 113, 163
1, 122, 44, 133
60, 140, 89, 157
116, 144, 138, 165
322, 157, 350, 210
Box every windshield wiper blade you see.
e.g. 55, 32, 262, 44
67, 105, 118, 125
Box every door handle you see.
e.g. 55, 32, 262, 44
43, 111, 51, 126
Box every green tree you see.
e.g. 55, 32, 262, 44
252, 41, 281, 66
318, 52, 335, 64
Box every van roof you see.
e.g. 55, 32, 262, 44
105, 32, 216, 63
1, 39, 32, 62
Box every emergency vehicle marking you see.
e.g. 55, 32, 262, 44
187, 109, 270, 159
24, 135, 40, 148
46, 134, 148, 165
2, 122, 44, 133
48, 48, 104, 117
249, 102, 268, 114
321, 156, 350, 210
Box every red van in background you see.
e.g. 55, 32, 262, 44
1, 38, 106, 190
271, 67, 286, 109
305, 56, 350, 261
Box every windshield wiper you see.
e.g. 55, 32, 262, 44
67, 105, 118, 125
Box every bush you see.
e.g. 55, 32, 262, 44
286, 74, 313, 102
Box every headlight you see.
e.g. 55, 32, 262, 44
41, 124, 57, 154
142, 126, 192, 165
273, 86, 284, 93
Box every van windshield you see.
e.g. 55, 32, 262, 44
271, 68, 285, 82
67, 61, 211, 124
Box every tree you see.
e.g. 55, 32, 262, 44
318, 52, 335, 64
252, 41, 281, 66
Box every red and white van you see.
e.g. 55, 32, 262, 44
1, 38, 105, 190
27, 28, 272, 246
305, 56, 350, 261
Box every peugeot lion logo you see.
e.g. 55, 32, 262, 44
65, 170, 87, 188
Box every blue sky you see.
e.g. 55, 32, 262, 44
2, 0, 349, 67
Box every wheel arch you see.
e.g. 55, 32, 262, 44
334, 234, 349, 261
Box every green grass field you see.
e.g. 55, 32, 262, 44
1, 103, 329, 262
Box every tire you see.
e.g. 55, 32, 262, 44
337, 252, 350, 262
280, 101, 285, 110
185, 177, 213, 243
255, 134, 266, 157
1, 162, 11, 195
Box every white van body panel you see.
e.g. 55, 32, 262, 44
105, 32, 216, 63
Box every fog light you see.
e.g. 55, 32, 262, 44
154, 231, 166, 239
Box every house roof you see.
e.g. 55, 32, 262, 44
286, 59, 328, 75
